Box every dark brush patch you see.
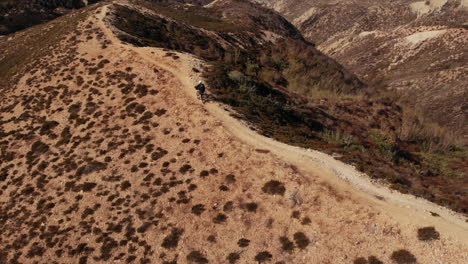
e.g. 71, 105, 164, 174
207, 235, 216, 243
227, 252, 240, 264
26, 243, 46, 258
40, 120, 59, 135
417, 226, 440, 241
151, 147, 168, 161
301, 217, 311, 225
200, 170, 209, 177
186, 251, 209, 264
161, 228, 184, 249
137, 222, 152, 233
213, 213, 227, 224
368, 256, 384, 264
237, 238, 250, 248
255, 251, 272, 263
293, 232, 310, 249
81, 182, 97, 192
154, 108, 167, 117
225, 174, 236, 184
279, 236, 294, 253
354, 257, 367, 264
179, 164, 192, 174
121, 180, 132, 191
223, 201, 234, 213
243, 202, 258, 212
27, 140, 49, 166
75, 161, 107, 178
262, 180, 285, 196
291, 211, 300, 219
391, 249, 417, 264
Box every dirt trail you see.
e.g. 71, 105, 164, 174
93, 3, 468, 261
97, 4, 468, 242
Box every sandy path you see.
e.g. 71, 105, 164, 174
98, 1, 467, 244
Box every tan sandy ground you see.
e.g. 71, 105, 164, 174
0, 2, 467, 263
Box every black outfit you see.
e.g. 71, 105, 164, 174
195, 83, 205, 94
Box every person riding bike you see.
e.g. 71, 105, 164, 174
194, 80, 206, 103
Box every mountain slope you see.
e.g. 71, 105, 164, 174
0, 2, 467, 263
99, 0, 468, 214
256, 0, 468, 132
0, 0, 104, 35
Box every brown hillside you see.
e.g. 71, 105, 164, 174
0, 1, 467, 263
256, 0, 468, 133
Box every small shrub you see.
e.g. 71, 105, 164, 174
161, 228, 184, 249
244, 202, 258, 212
237, 238, 250, 248
321, 129, 355, 147
213, 213, 227, 224
293, 232, 310, 249
417, 226, 440, 241
354, 257, 367, 264
191, 204, 205, 215
390, 249, 417, 264
279, 236, 294, 253
368, 256, 383, 264
227, 252, 240, 264
262, 180, 285, 196
254, 251, 272, 263
186, 251, 208, 264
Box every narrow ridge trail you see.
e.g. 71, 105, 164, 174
97, 4, 468, 244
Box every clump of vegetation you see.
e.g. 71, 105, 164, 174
279, 236, 294, 253
213, 213, 227, 224
354, 256, 383, 264
191, 204, 205, 215
254, 251, 272, 263
293, 232, 310, 249
262, 180, 286, 196
391, 249, 417, 264
161, 228, 184, 249
227, 252, 240, 264
237, 238, 250, 248
186, 251, 209, 264
417, 226, 440, 241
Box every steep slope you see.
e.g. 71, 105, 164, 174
0, 1, 467, 263
100, 0, 468, 214
255, 0, 468, 132
0, 0, 216, 35
0, 0, 104, 35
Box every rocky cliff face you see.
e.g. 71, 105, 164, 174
256, 0, 468, 132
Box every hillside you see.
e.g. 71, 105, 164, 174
0, 0, 105, 35
255, 0, 468, 133
98, 0, 468, 214
0, 0, 219, 35
0, 0, 467, 263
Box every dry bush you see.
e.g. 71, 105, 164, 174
398, 110, 465, 153
417, 226, 440, 241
